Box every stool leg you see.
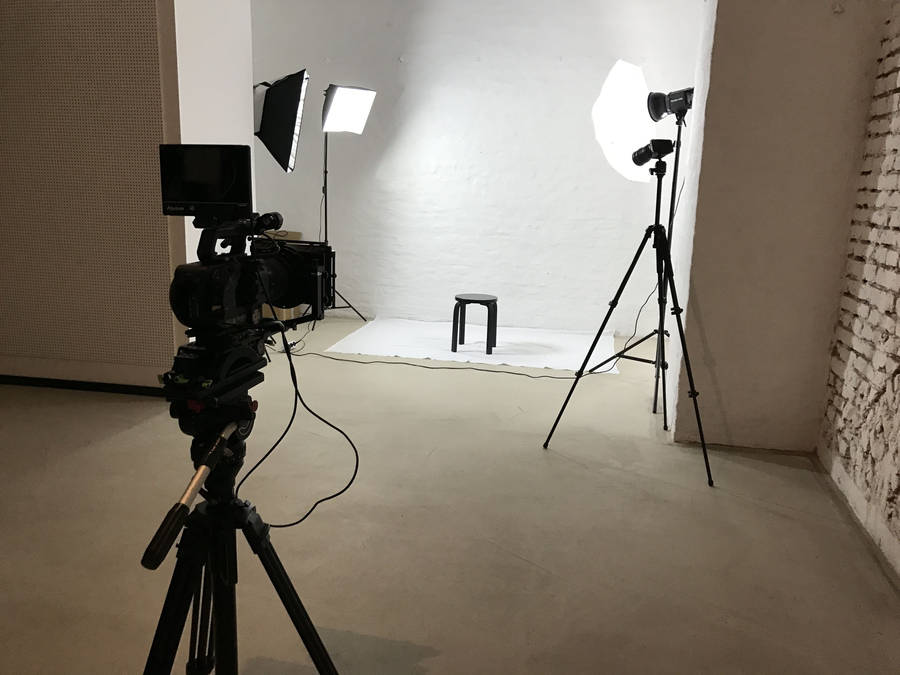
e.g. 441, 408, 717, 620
459, 304, 466, 344
451, 302, 460, 352
489, 302, 497, 350
486, 303, 495, 354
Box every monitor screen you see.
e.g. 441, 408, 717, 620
159, 144, 252, 220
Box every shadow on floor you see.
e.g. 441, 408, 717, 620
242, 628, 440, 675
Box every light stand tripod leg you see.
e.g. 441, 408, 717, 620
658, 230, 714, 486
652, 272, 668, 420
543, 226, 655, 449
655, 323, 669, 430
334, 289, 367, 322
660, 344, 668, 431
242, 507, 338, 675
652, 226, 670, 429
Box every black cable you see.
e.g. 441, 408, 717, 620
289, 351, 586, 378
271, 308, 314, 353
318, 194, 325, 241
591, 283, 658, 374
673, 176, 687, 222
279, 320, 314, 353
237, 274, 359, 527
235, 345, 299, 500
269, 330, 359, 529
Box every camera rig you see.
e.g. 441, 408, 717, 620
162, 208, 331, 443
143, 145, 340, 673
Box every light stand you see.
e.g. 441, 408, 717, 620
322, 132, 365, 320
651, 111, 686, 423
321, 84, 376, 322
541, 146, 713, 486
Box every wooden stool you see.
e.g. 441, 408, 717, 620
451, 293, 498, 354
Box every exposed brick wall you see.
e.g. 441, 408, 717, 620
820, 6, 900, 556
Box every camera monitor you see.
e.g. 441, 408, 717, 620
160, 144, 252, 221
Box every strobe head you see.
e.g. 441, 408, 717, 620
647, 87, 694, 122
632, 139, 674, 166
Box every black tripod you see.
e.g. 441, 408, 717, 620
142, 349, 338, 674
542, 154, 713, 487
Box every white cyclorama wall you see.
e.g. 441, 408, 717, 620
174, 0, 255, 263
672, 0, 888, 451
663, 0, 717, 436
251, 0, 707, 333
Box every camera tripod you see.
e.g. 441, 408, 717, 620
542, 156, 713, 486
142, 333, 338, 674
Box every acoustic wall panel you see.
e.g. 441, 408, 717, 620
0, 0, 181, 385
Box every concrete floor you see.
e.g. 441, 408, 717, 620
1, 318, 898, 674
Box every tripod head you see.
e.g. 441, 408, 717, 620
141, 323, 282, 570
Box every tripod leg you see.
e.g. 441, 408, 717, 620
659, 231, 714, 486
242, 507, 338, 675
186, 564, 215, 674
652, 291, 666, 415
334, 289, 367, 321
661, 346, 669, 431
210, 523, 239, 674
652, 230, 669, 417
543, 226, 655, 449
656, 328, 669, 430
654, 229, 670, 429
144, 517, 208, 675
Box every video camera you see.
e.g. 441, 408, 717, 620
158, 144, 332, 428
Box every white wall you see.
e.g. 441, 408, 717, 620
664, 0, 717, 433
672, 0, 888, 451
175, 0, 255, 262
251, 0, 708, 332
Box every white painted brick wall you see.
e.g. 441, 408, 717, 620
251, 0, 707, 334
820, 6, 900, 552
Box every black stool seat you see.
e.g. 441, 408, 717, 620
451, 294, 498, 354
455, 293, 497, 303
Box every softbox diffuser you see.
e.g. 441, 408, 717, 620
256, 69, 310, 173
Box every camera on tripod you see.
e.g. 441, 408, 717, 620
143, 145, 343, 674
159, 144, 332, 407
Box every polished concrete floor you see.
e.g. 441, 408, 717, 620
1, 319, 898, 674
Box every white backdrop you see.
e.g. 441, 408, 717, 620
251, 0, 707, 333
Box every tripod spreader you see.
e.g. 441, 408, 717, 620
142, 422, 239, 570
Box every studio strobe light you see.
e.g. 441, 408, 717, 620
647, 86, 694, 122
631, 139, 674, 167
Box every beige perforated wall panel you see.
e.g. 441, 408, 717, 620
0, 0, 182, 387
